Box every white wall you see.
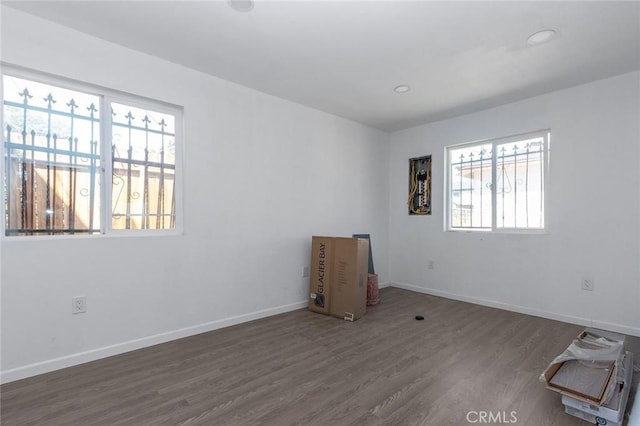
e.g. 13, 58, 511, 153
389, 71, 640, 336
2, 5, 638, 386
0, 6, 390, 382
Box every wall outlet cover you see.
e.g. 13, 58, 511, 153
72, 296, 87, 314
581, 278, 594, 291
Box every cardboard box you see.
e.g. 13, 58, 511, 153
564, 405, 601, 424
308, 236, 369, 321
562, 351, 633, 426
542, 328, 625, 406
329, 237, 369, 321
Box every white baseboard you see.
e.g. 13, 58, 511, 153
0, 300, 308, 384
5, 282, 637, 384
590, 319, 640, 339
390, 282, 640, 338
378, 281, 392, 289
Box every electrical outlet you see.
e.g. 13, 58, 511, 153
302, 266, 310, 278
72, 296, 87, 314
427, 260, 435, 270
581, 277, 594, 291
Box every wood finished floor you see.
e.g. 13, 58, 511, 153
0, 287, 624, 425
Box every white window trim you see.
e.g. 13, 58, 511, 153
0, 63, 184, 239
444, 129, 550, 234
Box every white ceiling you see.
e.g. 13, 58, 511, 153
4, 1, 640, 132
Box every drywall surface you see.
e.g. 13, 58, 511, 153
389, 71, 640, 336
0, 6, 390, 381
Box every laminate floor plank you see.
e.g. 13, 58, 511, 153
3, 287, 630, 425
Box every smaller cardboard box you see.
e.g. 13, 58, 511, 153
564, 405, 601, 424
562, 351, 633, 426
542, 328, 625, 406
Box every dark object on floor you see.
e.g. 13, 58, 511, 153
415, 315, 424, 320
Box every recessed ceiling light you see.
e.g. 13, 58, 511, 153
527, 29, 557, 46
394, 85, 410, 94
228, 0, 254, 12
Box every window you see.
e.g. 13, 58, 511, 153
2, 71, 182, 237
446, 130, 549, 232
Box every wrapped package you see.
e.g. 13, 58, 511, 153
540, 329, 624, 406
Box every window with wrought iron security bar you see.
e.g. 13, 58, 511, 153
2, 70, 182, 237
446, 130, 549, 232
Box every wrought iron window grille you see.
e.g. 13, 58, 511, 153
2, 72, 181, 237
446, 131, 549, 232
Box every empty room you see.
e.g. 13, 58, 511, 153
1, 1, 639, 425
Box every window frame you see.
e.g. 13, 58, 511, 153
1, 64, 184, 239
444, 129, 550, 234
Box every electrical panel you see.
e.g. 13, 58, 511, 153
408, 155, 431, 215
